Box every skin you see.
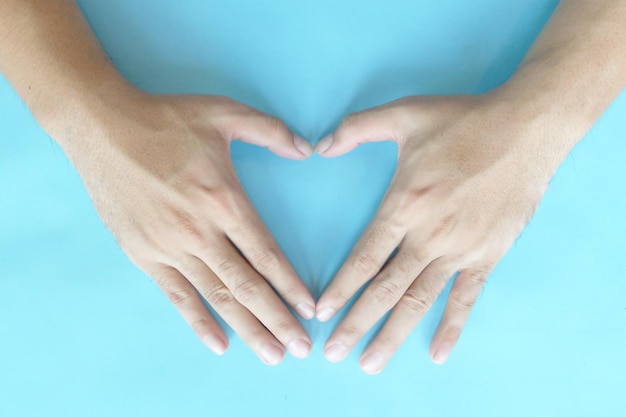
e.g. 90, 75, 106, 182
0, 0, 316, 365
315, 0, 626, 374
1, 0, 625, 374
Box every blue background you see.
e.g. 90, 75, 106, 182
1, 1, 625, 416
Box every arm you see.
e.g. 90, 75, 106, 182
0, 0, 315, 364
315, 0, 626, 373
494, 0, 626, 173
0, 0, 132, 143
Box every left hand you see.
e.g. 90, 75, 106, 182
314, 93, 558, 374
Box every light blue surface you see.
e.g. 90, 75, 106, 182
1, 1, 625, 416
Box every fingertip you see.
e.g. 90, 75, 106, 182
203, 334, 228, 356
315, 306, 336, 322
295, 302, 316, 320
324, 342, 348, 363
360, 352, 386, 375
431, 342, 453, 365
314, 134, 334, 155
287, 339, 312, 359
260, 344, 285, 366
293, 135, 314, 158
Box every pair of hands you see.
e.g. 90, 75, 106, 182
72, 91, 548, 374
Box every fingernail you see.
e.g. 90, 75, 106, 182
315, 135, 334, 154
260, 344, 284, 366
203, 334, 227, 356
294, 135, 313, 157
433, 343, 453, 365
316, 307, 336, 322
295, 302, 315, 320
325, 342, 348, 363
287, 339, 311, 359
360, 352, 385, 374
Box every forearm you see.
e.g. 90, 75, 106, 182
494, 0, 626, 168
0, 0, 139, 147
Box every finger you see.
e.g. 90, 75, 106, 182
316, 212, 406, 323
322, 247, 430, 363
315, 101, 410, 157
429, 266, 493, 365
225, 215, 316, 320
195, 241, 312, 359
172, 257, 293, 365
316, 96, 459, 158
150, 265, 228, 356
359, 259, 456, 374
226, 104, 313, 159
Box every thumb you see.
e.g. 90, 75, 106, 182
315, 101, 412, 158
226, 105, 313, 160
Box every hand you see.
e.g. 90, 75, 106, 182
64, 92, 316, 365
315, 94, 554, 373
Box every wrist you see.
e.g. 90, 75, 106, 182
476, 87, 584, 184
40, 77, 151, 156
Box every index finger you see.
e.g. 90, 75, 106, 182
196, 239, 312, 357
315, 209, 406, 322
225, 212, 315, 320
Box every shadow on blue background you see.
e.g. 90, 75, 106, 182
1, 1, 625, 416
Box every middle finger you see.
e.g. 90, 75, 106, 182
195, 239, 312, 357
323, 245, 430, 363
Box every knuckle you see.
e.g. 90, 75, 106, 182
393, 102, 421, 131
464, 268, 490, 287
449, 292, 476, 313
409, 246, 431, 265
265, 115, 288, 136
164, 287, 193, 307
353, 252, 380, 276
370, 280, 403, 306
252, 249, 281, 276
362, 217, 404, 250
341, 112, 361, 131
429, 214, 457, 241
377, 220, 402, 241
174, 255, 206, 280
385, 188, 425, 223
216, 257, 237, 278
233, 279, 265, 304
203, 286, 234, 309
385, 188, 447, 234
403, 186, 433, 210
172, 210, 204, 244
394, 252, 420, 275
202, 186, 238, 216
400, 291, 434, 315
147, 267, 170, 289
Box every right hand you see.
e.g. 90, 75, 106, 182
61, 92, 315, 365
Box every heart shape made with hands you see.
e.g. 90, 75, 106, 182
230, 138, 420, 366
61, 90, 544, 373
231, 139, 398, 301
